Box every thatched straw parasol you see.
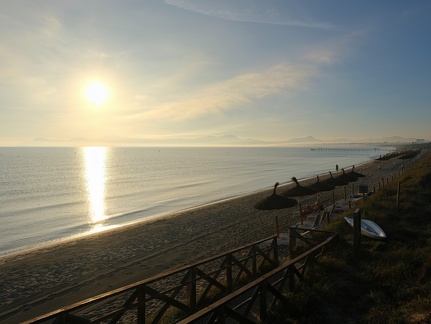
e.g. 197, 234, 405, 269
348, 165, 366, 178
254, 182, 298, 237
307, 175, 336, 210
321, 171, 348, 204
281, 177, 317, 225
307, 175, 335, 192
322, 171, 348, 186
336, 169, 358, 201
337, 169, 358, 183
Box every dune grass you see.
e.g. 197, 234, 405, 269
274, 151, 431, 323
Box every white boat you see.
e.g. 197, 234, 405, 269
344, 217, 387, 239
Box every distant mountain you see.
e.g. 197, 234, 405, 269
199, 134, 266, 145
286, 136, 322, 143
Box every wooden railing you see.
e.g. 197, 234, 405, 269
26, 236, 279, 324
179, 230, 338, 323
289, 226, 335, 258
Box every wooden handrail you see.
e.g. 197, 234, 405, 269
179, 230, 338, 323
25, 236, 279, 324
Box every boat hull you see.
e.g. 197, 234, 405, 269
344, 217, 386, 239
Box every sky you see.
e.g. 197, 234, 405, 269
1, 0, 431, 146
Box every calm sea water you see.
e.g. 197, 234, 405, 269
0, 146, 391, 256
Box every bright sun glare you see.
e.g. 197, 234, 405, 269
84, 81, 109, 106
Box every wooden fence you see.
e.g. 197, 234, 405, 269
26, 236, 279, 324
289, 226, 335, 258
179, 229, 338, 323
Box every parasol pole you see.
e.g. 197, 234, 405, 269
297, 191, 304, 225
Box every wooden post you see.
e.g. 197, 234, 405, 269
273, 237, 279, 264
288, 264, 295, 292
275, 215, 280, 238
289, 228, 296, 258
188, 267, 197, 311
226, 255, 233, 292
396, 182, 401, 211
251, 245, 257, 275
260, 282, 268, 321
137, 286, 146, 323
354, 208, 361, 250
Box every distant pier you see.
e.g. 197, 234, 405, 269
310, 147, 382, 151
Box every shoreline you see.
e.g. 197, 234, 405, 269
0, 154, 380, 260
0, 154, 410, 323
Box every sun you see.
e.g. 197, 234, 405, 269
84, 81, 109, 106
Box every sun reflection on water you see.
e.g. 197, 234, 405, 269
83, 147, 107, 230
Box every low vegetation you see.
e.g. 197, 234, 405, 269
275, 150, 431, 323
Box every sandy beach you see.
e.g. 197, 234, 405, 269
0, 155, 411, 323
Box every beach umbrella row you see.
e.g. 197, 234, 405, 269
254, 165, 367, 236
308, 175, 335, 192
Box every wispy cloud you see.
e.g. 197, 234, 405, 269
165, 0, 335, 29
132, 63, 316, 121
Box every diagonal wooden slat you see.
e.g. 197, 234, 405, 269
224, 306, 257, 324
254, 244, 279, 268
107, 289, 139, 323
240, 284, 262, 317
150, 269, 195, 322
195, 267, 226, 292
144, 285, 191, 315
229, 254, 254, 279
179, 230, 338, 324
196, 268, 225, 308
233, 247, 254, 282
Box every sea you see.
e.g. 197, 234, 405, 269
0, 145, 393, 257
